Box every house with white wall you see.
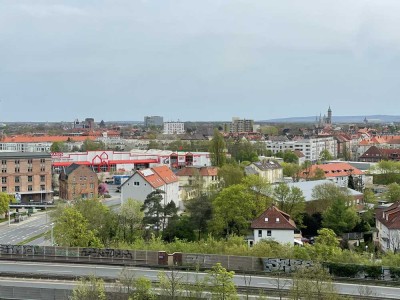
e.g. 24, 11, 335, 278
376, 202, 400, 252
250, 206, 297, 245
246, 160, 283, 183
120, 165, 179, 206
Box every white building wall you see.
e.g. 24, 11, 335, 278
163, 122, 185, 135
253, 229, 294, 244
121, 174, 155, 203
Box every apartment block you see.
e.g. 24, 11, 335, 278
0, 152, 52, 202
58, 164, 98, 200
144, 116, 164, 128
163, 121, 185, 135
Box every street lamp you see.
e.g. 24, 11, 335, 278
50, 222, 54, 246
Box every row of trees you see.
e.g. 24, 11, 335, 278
72, 262, 348, 300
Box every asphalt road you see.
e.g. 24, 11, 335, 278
0, 194, 121, 245
0, 261, 399, 299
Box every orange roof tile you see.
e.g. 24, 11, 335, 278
2, 135, 97, 143
152, 165, 178, 184
304, 162, 363, 178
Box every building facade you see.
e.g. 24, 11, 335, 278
376, 202, 400, 252
144, 116, 164, 128
224, 117, 254, 133
163, 122, 185, 135
0, 152, 52, 202
59, 164, 98, 200
246, 160, 283, 183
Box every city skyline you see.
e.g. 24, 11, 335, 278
1, 1, 400, 122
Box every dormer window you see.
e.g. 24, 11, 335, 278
264, 217, 269, 222
276, 217, 280, 223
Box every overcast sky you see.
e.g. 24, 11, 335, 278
1, 0, 400, 122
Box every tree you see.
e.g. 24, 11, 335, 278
241, 175, 272, 211
81, 139, 106, 151
218, 164, 244, 187
310, 183, 352, 213
347, 175, 355, 190
312, 167, 326, 180
72, 275, 106, 300
211, 184, 257, 237
273, 183, 305, 226
290, 264, 342, 300
322, 197, 360, 235
282, 151, 299, 164
0, 192, 13, 216
141, 190, 164, 236
50, 141, 68, 152
363, 188, 376, 204
162, 215, 196, 242
53, 207, 101, 247
281, 163, 302, 182
74, 198, 116, 246
113, 268, 155, 300
314, 228, 339, 247
119, 198, 144, 243
158, 267, 183, 300
319, 149, 333, 162
207, 263, 238, 300
386, 183, 400, 202
209, 129, 226, 167
186, 193, 213, 240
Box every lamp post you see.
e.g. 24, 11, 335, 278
50, 222, 54, 246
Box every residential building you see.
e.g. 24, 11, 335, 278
144, 116, 163, 128
250, 205, 298, 245
0, 152, 52, 202
301, 162, 365, 188
359, 146, 400, 162
120, 165, 179, 206
176, 166, 219, 200
224, 117, 254, 133
245, 160, 283, 183
59, 164, 98, 200
265, 136, 337, 162
163, 121, 185, 135
376, 202, 400, 252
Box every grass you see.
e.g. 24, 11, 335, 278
17, 232, 47, 245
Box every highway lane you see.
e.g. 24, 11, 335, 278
0, 261, 399, 299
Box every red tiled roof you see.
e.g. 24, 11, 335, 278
151, 165, 178, 184
251, 206, 297, 230
138, 169, 165, 188
303, 162, 363, 178
2, 135, 97, 143
376, 202, 400, 230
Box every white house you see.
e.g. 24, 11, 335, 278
163, 122, 185, 135
250, 206, 298, 245
120, 165, 179, 206
376, 202, 400, 252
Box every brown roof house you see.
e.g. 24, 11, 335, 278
120, 165, 179, 207
176, 166, 219, 200
376, 202, 400, 252
59, 163, 98, 200
250, 206, 298, 246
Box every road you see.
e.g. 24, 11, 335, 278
0, 193, 121, 245
0, 261, 399, 299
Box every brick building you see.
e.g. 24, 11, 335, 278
0, 152, 52, 203
59, 164, 98, 200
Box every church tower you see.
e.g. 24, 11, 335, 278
327, 106, 332, 124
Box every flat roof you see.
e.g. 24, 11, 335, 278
0, 152, 51, 159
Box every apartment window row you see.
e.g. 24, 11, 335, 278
1, 175, 44, 184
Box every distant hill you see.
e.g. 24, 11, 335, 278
261, 115, 400, 124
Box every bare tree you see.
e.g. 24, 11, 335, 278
158, 266, 184, 300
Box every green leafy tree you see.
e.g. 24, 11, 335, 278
211, 184, 257, 236
50, 141, 68, 152
53, 207, 102, 247
81, 139, 106, 151
185, 193, 213, 240
312, 167, 326, 180
319, 149, 333, 162
209, 129, 226, 167
363, 188, 376, 204
207, 263, 238, 300
162, 215, 196, 242
72, 275, 106, 300
119, 198, 144, 243
282, 151, 299, 164
386, 183, 400, 202
242, 175, 272, 211
310, 183, 352, 213
315, 228, 339, 247
0, 192, 13, 216
281, 162, 302, 182
273, 183, 305, 226
322, 197, 360, 235
158, 268, 183, 300
141, 190, 164, 235
218, 164, 244, 187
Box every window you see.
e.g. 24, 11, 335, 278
28, 176, 33, 182
1, 177, 6, 184
40, 159, 45, 163
90, 183, 94, 189
15, 167, 20, 173
28, 159, 32, 164
40, 185, 45, 191
1, 160, 6, 165
264, 217, 269, 222
258, 230, 262, 237
14, 160, 19, 164
134, 181, 140, 186
267, 230, 272, 236
15, 186, 20, 192
15, 176, 20, 183
89, 192, 94, 198
276, 218, 280, 223
28, 185, 32, 191
1, 168, 6, 173
40, 167, 45, 172
40, 175, 45, 182
28, 167, 32, 173
1, 187, 6, 192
